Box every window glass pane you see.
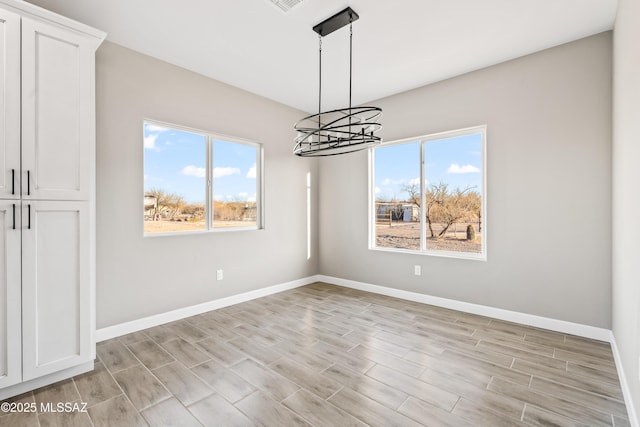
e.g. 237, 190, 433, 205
212, 139, 258, 228
143, 123, 207, 234
424, 133, 483, 254
374, 141, 421, 250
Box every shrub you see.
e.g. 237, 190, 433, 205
466, 224, 476, 241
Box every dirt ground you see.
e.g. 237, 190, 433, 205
144, 219, 256, 234
376, 222, 482, 253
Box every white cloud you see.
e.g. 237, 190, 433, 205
247, 194, 256, 203
144, 134, 158, 150
238, 192, 248, 198
182, 165, 206, 178
375, 187, 381, 194
447, 163, 480, 174
213, 167, 240, 178
408, 177, 420, 186
246, 163, 257, 179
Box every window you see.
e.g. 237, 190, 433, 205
143, 120, 262, 235
371, 126, 486, 259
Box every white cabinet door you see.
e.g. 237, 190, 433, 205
21, 201, 91, 380
0, 201, 21, 388
0, 9, 20, 200
21, 17, 94, 201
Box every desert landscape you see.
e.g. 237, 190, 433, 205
376, 221, 482, 253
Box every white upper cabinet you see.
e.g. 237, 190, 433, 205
0, 0, 104, 397
21, 17, 95, 201
0, 8, 20, 200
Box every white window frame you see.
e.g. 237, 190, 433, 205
369, 125, 487, 260
143, 119, 264, 236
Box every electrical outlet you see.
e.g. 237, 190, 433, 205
414, 265, 421, 276
216, 269, 223, 281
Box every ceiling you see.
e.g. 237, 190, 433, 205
25, 0, 617, 113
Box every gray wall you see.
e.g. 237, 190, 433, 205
95, 42, 318, 328
612, 0, 640, 418
318, 32, 612, 328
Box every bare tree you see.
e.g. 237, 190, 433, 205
430, 185, 480, 238
145, 188, 186, 219
403, 182, 481, 238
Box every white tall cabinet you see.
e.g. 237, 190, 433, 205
0, 0, 104, 397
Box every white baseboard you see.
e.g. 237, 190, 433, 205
95, 275, 319, 342
98, 273, 610, 343
317, 275, 611, 341
95, 273, 636, 425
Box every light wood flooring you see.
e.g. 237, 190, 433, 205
0, 282, 630, 426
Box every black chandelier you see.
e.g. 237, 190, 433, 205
293, 7, 382, 157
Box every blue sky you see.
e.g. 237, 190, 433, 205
374, 133, 483, 201
143, 123, 257, 204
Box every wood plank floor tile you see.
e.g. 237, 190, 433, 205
112, 366, 170, 410
196, 338, 246, 366
190, 361, 255, 403
232, 323, 283, 347
144, 325, 178, 344
420, 368, 524, 420
418, 358, 494, 389
272, 340, 334, 373
165, 321, 209, 343
202, 311, 244, 329
554, 349, 617, 373
226, 336, 283, 366
567, 362, 621, 386
441, 350, 532, 385
530, 377, 627, 417
33, 379, 80, 411
235, 391, 311, 427
0, 412, 39, 427
160, 338, 210, 368
350, 344, 426, 377
523, 404, 590, 427
328, 386, 423, 427
127, 339, 175, 370
514, 359, 624, 400
231, 359, 300, 401
87, 395, 148, 427
366, 364, 459, 411
398, 396, 476, 427
73, 362, 122, 407
309, 340, 375, 373
614, 415, 631, 427
193, 320, 239, 341
345, 331, 412, 358
269, 356, 342, 399
283, 389, 367, 427
187, 393, 253, 427
118, 331, 151, 346
141, 398, 201, 427
488, 376, 614, 426
97, 339, 140, 373
453, 398, 528, 427
12, 283, 630, 427
38, 411, 93, 427
321, 363, 409, 410
152, 362, 213, 406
